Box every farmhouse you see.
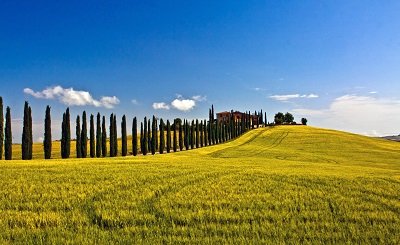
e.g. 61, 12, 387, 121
216, 110, 259, 125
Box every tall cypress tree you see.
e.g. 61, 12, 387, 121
109, 114, 114, 157
204, 119, 208, 147
140, 122, 144, 155
96, 113, 101, 158
44, 105, 52, 159
102, 116, 107, 157
159, 118, 164, 154
65, 108, 71, 158
113, 114, 118, 156
196, 119, 199, 148
0, 97, 3, 160
200, 120, 204, 148
28, 106, 32, 159
121, 115, 127, 157
4, 106, 12, 160
166, 120, 171, 153
147, 119, 151, 153
22, 101, 29, 160
173, 119, 177, 152
142, 117, 147, 155
90, 114, 95, 158
132, 117, 138, 156
61, 112, 66, 158
76, 115, 81, 158
81, 111, 87, 158
151, 116, 156, 155
184, 120, 189, 150
191, 120, 195, 149
178, 120, 183, 151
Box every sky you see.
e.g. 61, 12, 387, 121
1, 0, 400, 142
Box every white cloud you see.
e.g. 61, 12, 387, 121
131, 99, 138, 105
269, 93, 319, 101
24, 85, 120, 108
192, 95, 207, 102
171, 99, 196, 111
294, 94, 400, 136
153, 102, 170, 110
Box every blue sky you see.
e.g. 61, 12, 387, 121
1, 1, 400, 142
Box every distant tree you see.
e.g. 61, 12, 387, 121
90, 114, 95, 158
76, 115, 81, 158
147, 119, 151, 153
264, 112, 267, 126
61, 108, 71, 158
191, 120, 195, 149
66, 108, 71, 157
195, 119, 199, 148
81, 111, 87, 158
101, 116, 107, 157
28, 106, 33, 159
166, 120, 171, 153
173, 119, 177, 152
274, 112, 284, 125
284, 112, 294, 124
4, 106, 12, 160
22, 101, 31, 160
140, 122, 145, 155
142, 117, 148, 155
109, 114, 114, 157
204, 120, 208, 147
132, 117, 138, 156
151, 116, 156, 155
200, 120, 203, 148
178, 120, 183, 151
301, 118, 308, 125
113, 114, 118, 156
44, 105, 52, 159
184, 120, 189, 150
0, 97, 3, 160
159, 118, 164, 154
96, 113, 101, 158
121, 115, 127, 157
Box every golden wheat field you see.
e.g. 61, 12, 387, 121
0, 126, 399, 244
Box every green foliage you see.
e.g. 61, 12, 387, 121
22, 101, 32, 160
142, 117, 147, 156
166, 120, 171, 153
44, 105, 52, 159
132, 117, 138, 156
284, 112, 294, 123
4, 106, 12, 160
1, 126, 399, 243
274, 112, 284, 125
90, 114, 95, 158
159, 119, 164, 154
96, 113, 101, 158
61, 108, 71, 159
121, 115, 127, 157
301, 117, 308, 125
81, 111, 88, 158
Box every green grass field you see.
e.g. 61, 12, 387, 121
0, 126, 399, 244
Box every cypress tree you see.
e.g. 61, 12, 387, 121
184, 120, 189, 150
81, 111, 87, 158
113, 114, 118, 156
142, 117, 147, 155
109, 114, 114, 157
76, 115, 81, 158
96, 113, 101, 158
265, 112, 267, 126
132, 117, 138, 156
44, 105, 52, 159
166, 120, 171, 153
29, 106, 32, 159
0, 97, 3, 160
147, 119, 151, 153
196, 119, 199, 148
200, 120, 204, 148
64, 108, 71, 158
90, 114, 95, 158
140, 122, 144, 155
101, 116, 107, 157
178, 120, 183, 151
121, 115, 127, 157
151, 116, 156, 155
4, 106, 12, 160
204, 120, 208, 147
159, 118, 164, 154
191, 120, 195, 149
173, 119, 177, 152
61, 112, 66, 158
22, 101, 30, 160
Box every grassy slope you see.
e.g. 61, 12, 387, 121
0, 126, 399, 244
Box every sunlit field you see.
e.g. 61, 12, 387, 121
1, 126, 399, 244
